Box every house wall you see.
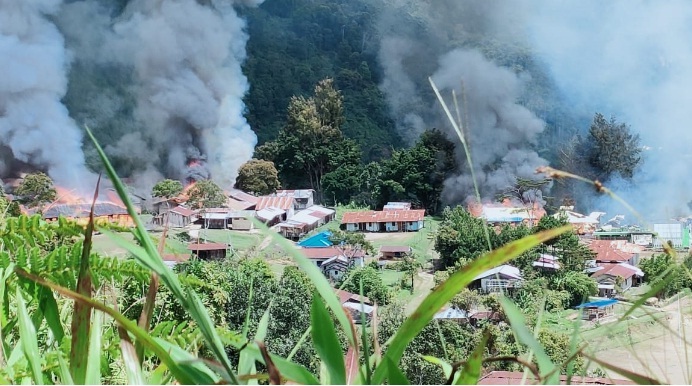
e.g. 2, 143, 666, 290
405, 220, 424, 231
365, 222, 380, 232
385, 222, 399, 232
346, 223, 359, 232
168, 212, 190, 228
231, 218, 253, 231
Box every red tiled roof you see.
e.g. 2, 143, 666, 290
256, 196, 295, 211
300, 246, 366, 259
592, 263, 640, 280
478, 371, 635, 385
169, 206, 195, 217
379, 245, 412, 253
341, 209, 425, 224
187, 242, 228, 251
589, 240, 634, 262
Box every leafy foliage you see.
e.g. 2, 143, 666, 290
151, 179, 183, 199
185, 179, 226, 209
234, 159, 281, 196
341, 266, 392, 305
16, 172, 57, 208
640, 253, 690, 298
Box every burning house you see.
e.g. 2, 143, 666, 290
467, 199, 546, 229
41, 202, 133, 227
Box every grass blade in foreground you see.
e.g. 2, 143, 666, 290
85, 125, 238, 383
70, 174, 100, 384
500, 297, 558, 384
371, 225, 570, 384
311, 292, 347, 385
454, 331, 489, 385
252, 219, 356, 347
16, 287, 43, 385
85, 311, 102, 385
583, 353, 661, 385
15, 268, 207, 385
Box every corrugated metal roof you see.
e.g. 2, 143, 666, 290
169, 206, 195, 217
226, 188, 260, 204
256, 207, 285, 221
43, 203, 129, 219
256, 196, 295, 210
473, 265, 522, 281
592, 263, 643, 279
341, 209, 425, 224
379, 245, 412, 253
300, 246, 365, 259
187, 242, 228, 251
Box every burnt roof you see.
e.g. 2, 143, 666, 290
42, 203, 129, 219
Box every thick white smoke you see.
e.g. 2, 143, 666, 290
0, 0, 95, 190
526, 0, 692, 217
431, 49, 548, 203
110, 0, 259, 188
375, 0, 550, 205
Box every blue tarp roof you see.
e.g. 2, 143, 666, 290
575, 299, 618, 309
298, 231, 333, 248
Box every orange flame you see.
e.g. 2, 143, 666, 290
54, 186, 88, 205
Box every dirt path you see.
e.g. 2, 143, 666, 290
405, 271, 435, 314
590, 298, 692, 384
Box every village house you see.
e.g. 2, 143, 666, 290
589, 240, 641, 266
197, 208, 234, 229
227, 210, 255, 231
652, 222, 691, 250
274, 189, 315, 210
379, 245, 412, 259
336, 288, 374, 323
41, 202, 135, 227
575, 299, 618, 321
297, 231, 334, 248
469, 265, 523, 293
341, 209, 425, 232
255, 195, 295, 226
467, 200, 546, 228
554, 206, 605, 234
591, 263, 644, 296
226, 188, 259, 211
299, 246, 365, 280
532, 253, 560, 271
276, 205, 336, 240
163, 206, 197, 228
162, 254, 191, 268
433, 307, 470, 323
187, 242, 228, 260
383, 202, 412, 211
151, 196, 185, 215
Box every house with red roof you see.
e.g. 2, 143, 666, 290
587, 240, 644, 296
591, 262, 644, 296
341, 209, 425, 232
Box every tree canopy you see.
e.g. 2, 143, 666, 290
151, 179, 183, 199
185, 179, 227, 209
16, 172, 57, 208
234, 159, 280, 196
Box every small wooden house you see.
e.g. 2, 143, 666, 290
187, 242, 228, 260
379, 245, 412, 259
